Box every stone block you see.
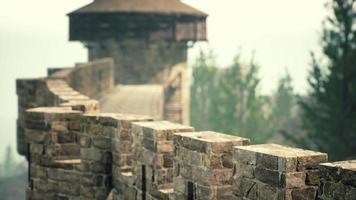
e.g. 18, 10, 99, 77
318, 160, 356, 200
287, 186, 318, 200
254, 166, 280, 187
234, 162, 255, 179
25, 129, 50, 143
280, 172, 306, 189
47, 168, 80, 183
235, 144, 327, 173
173, 131, 249, 200
174, 131, 249, 154
92, 136, 111, 149
232, 176, 257, 198
233, 144, 327, 200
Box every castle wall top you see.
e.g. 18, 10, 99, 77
236, 144, 327, 158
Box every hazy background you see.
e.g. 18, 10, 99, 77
0, 0, 327, 160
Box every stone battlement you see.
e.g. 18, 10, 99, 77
19, 60, 356, 200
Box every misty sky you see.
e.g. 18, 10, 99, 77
0, 0, 327, 160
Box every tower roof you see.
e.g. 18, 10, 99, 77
69, 0, 207, 17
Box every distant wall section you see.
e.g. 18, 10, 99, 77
16, 58, 113, 156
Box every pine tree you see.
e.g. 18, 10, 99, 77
3, 145, 14, 177
273, 71, 294, 121
219, 55, 274, 143
299, 0, 356, 160
190, 50, 219, 131
190, 51, 275, 143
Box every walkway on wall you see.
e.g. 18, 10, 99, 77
99, 84, 164, 120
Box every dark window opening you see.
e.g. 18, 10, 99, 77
152, 168, 155, 183
27, 143, 32, 189
141, 165, 146, 200
187, 181, 195, 200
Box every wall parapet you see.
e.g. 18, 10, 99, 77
18, 59, 356, 200
23, 105, 356, 200
16, 58, 113, 156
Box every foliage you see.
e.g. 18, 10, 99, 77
190, 50, 275, 143
190, 50, 220, 131
272, 71, 294, 121
297, 0, 356, 160
0, 145, 27, 199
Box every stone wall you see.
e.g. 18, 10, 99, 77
16, 78, 55, 155
151, 63, 191, 125
16, 75, 100, 157
25, 107, 82, 200
173, 131, 250, 199
87, 39, 187, 85
23, 103, 356, 200
131, 121, 194, 199
16, 58, 113, 157
318, 160, 356, 199
19, 61, 356, 200
17, 58, 190, 157
233, 144, 328, 200
49, 58, 115, 100
88, 39, 191, 125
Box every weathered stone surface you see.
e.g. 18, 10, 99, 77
233, 144, 327, 200
305, 169, 321, 185
79, 134, 91, 148
157, 141, 174, 153
30, 164, 48, 179
256, 182, 278, 200
254, 167, 280, 187
81, 148, 111, 163
47, 168, 80, 182
132, 121, 193, 198
25, 129, 50, 143
236, 144, 327, 172
92, 136, 111, 149
21, 78, 354, 200
174, 131, 249, 200
280, 172, 306, 188
318, 160, 356, 200
233, 147, 256, 165
289, 186, 318, 200
234, 162, 255, 179
232, 176, 257, 198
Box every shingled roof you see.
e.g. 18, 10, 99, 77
69, 0, 207, 17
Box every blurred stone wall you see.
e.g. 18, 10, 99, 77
87, 39, 187, 85
16, 58, 112, 157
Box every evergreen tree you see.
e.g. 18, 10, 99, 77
218, 55, 273, 143
273, 71, 294, 121
270, 71, 295, 135
3, 145, 14, 177
299, 0, 356, 160
190, 51, 275, 143
190, 50, 219, 131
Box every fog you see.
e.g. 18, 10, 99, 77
0, 0, 327, 159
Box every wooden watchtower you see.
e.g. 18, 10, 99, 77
68, 0, 207, 84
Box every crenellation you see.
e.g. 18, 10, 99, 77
318, 160, 356, 200
25, 107, 83, 200
109, 113, 153, 200
131, 121, 194, 200
173, 131, 250, 200
79, 114, 119, 200
21, 103, 356, 200
18, 59, 356, 200
233, 144, 328, 200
